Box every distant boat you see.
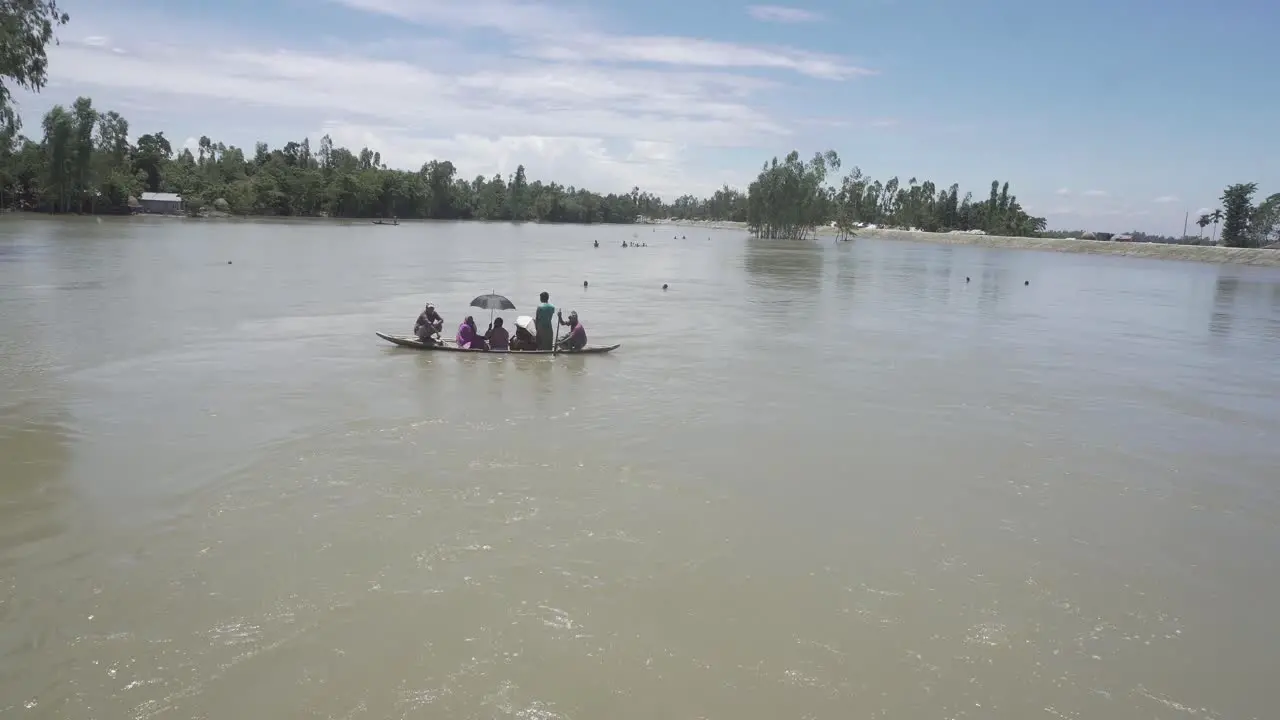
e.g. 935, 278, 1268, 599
372, 218, 399, 226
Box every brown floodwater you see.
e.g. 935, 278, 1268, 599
2, 215, 1278, 719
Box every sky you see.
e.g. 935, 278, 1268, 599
11, 0, 1280, 234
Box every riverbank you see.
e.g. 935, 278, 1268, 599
644, 219, 1280, 268
866, 229, 1280, 267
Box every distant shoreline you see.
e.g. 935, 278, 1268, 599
646, 219, 1280, 268
17, 213, 1280, 268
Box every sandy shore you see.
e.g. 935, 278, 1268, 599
646, 219, 1280, 268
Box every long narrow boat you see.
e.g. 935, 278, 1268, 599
376, 332, 620, 355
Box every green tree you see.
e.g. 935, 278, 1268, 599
1196, 214, 1210, 238
133, 132, 171, 192
1208, 208, 1225, 245
0, 0, 69, 132
1248, 193, 1280, 248
1219, 184, 1256, 248
39, 104, 71, 211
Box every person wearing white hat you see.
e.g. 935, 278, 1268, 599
510, 315, 538, 351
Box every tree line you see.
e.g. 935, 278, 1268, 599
0, 96, 680, 224
0, 100, 1051, 239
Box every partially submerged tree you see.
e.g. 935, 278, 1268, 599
746, 150, 840, 239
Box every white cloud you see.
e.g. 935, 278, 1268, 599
82, 35, 107, 47
331, 0, 587, 36
47, 42, 786, 147
1082, 189, 1108, 197
310, 124, 728, 197
1153, 195, 1179, 204
747, 5, 823, 23
329, 0, 870, 79
1055, 187, 1071, 196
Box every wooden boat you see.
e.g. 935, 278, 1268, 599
371, 220, 398, 226
376, 332, 620, 354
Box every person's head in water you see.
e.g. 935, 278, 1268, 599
540, 291, 549, 303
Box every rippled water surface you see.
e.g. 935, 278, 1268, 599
2, 216, 1279, 719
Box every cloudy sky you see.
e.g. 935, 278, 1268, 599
12, 0, 1279, 234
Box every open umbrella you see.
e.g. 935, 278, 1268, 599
470, 292, 516, 325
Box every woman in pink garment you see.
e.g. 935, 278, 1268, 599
455, 316, 488, 350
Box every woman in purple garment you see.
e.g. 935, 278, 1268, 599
455, 316, 488, 350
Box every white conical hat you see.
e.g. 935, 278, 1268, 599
516, 315, 535, 331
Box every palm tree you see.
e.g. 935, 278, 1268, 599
1196, 214, 1211, 239
1210, 209, 1225, 244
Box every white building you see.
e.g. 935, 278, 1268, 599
137, 192, 183, 214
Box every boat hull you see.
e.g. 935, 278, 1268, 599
376, 332, 620, 355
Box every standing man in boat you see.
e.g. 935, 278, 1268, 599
535, 291, 556, 351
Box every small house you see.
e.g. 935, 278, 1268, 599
138, 192, 183, 214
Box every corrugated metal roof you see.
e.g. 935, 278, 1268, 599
139, 192, 182, 202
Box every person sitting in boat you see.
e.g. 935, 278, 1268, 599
456, 316, 488, 350
510, 318, 537, 351
414, 303, 443, 343
556, 310, 587, 351
485, 317, 510, 351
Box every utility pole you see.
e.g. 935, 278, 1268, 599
1182, 211, 1189, 238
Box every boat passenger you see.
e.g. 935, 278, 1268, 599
535, 291, 556, 351
485, 317, 510, 351
511, 323, 537, 351
557, 310, 587, 351
414, 303, 443, 342
456, 316, 488, 350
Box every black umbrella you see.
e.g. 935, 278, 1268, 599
470, 292, 516, 325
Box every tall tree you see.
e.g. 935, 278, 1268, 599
1219, 184, 1257, 248
133, 132, 171, 192
1248, 193, 1280, 248
40, 104, 72, 211
70, 95, 95, 209
1209, 208, 1225, 244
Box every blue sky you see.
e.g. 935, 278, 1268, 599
13, 0, 1279, 234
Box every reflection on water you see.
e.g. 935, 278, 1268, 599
1208, 269, 1280, 341
1211, 275, 1239, 336
0, 403, 74, 569
743, 237, 824, 292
